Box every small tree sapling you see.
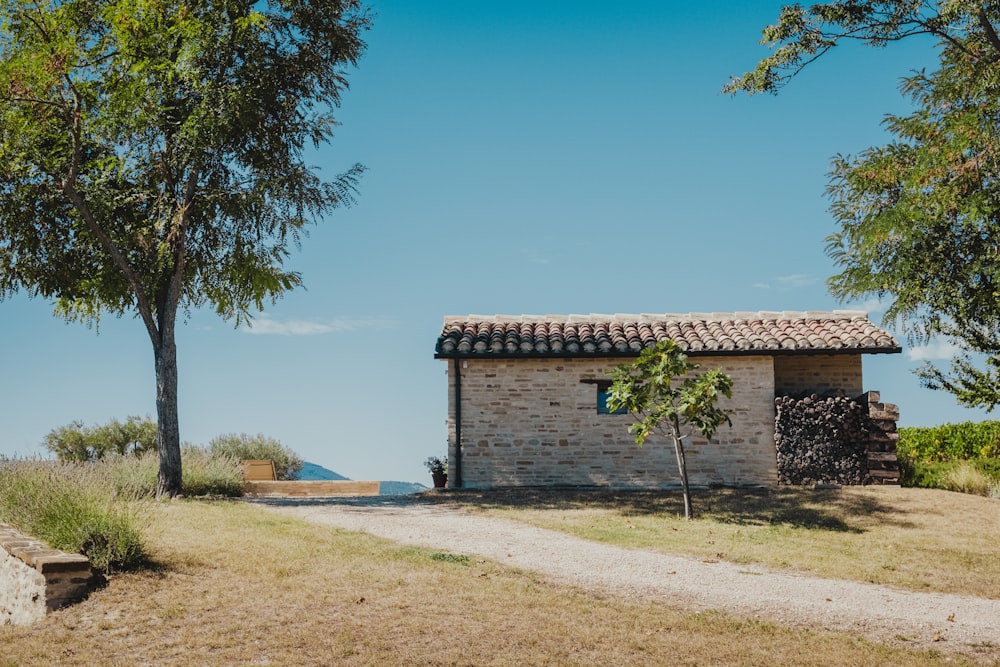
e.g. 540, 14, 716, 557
606, 340, 733, 520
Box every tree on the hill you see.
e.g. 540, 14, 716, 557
0, 0, 369, 495
606, 341, 733, 520
726, 2, 1000, 410
45, 415, 157, 462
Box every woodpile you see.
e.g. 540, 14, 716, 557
774, 391, 900, 485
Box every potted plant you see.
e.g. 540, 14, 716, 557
424, 456, 448, 489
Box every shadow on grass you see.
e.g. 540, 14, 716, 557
414, 486, 911, 533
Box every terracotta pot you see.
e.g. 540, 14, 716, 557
432, 472, 448, 488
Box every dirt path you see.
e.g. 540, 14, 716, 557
253, 497, 1000, 662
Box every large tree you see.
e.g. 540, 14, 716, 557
0, 0, 369, 495
727, 2, 1000, 410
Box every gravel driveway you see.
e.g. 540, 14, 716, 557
252, 496, 1000, 662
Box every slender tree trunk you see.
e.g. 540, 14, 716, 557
672, 434, 694, 520
154, 329, 183, 497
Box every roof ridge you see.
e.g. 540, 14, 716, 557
435, 311, 900, 358
443, 310, 872, 323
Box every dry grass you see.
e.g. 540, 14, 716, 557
0, 499, 978, 666
437, 486, 1000, 599
942, 462, 998, 497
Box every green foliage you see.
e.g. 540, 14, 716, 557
897, 421, 1000, 463
606, 341, 734, 447
902, 457, 1000, 496
897, 421, 1000, 495
0, 0, 370, 321
209, 433, 303, 481
430, 552, 470, 565
0, 459, 147, 571
0, 0, 369, 496
728, 3, 1000, 410
897, 457, 944, 489
44, 416, 157, 462
424, 456, 447, 476
606, 340, 733, 519
724, 2, 1000, 96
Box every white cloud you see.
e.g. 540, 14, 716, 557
753, 274, 819, 290
841, 298, 889, 318
242, 314, 396, 336
775, 274, 818, 288
907, 339, 964, 362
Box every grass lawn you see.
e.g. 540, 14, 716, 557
0, 493, 994, 666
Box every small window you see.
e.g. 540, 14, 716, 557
596, 382, 627, 415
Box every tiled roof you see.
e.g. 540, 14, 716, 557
434, 311, 901, 358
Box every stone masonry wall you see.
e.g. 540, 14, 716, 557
447, 356, 779, 488
773, 355, 863, 397
0, 525, 94, 626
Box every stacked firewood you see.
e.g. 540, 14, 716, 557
774, 393, 875, 485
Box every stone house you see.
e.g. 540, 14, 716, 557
434, 311, 901, 489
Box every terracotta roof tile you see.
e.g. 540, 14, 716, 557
435, 311, 900, 358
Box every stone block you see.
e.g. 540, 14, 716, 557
0, 527, 94, 624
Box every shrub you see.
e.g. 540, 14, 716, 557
897, 421, 1000, 463
209, 433, 303, 480
0, 459, 146, 571
897, 421, 1000, 494
108, 448, 245, 498
941, 461, 995, 496
901, 456, 1000, 494
180, 446, 245, 497
44, 416, 157, 462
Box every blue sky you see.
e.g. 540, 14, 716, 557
0, 2, 991, 483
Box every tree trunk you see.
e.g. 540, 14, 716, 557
154, 330, 183, 497
672, 434, 694, 520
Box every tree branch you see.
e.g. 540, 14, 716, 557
978, 9, 1000, 57
60, 74, 161, 347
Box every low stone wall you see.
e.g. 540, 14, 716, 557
0, 525, 94, 626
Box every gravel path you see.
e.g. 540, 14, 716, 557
253, 496, 1000, 661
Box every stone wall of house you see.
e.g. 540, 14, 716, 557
446, 356, 779, 488
773, 355, 863, 397
0, 525, 94, 626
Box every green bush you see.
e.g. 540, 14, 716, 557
44, 416, 157, 462
0, 459, 146, 571
901, 456, 1000, 493
209, 433, 303, 480
896, 421, 1000, 495
897, 421, 1000, 463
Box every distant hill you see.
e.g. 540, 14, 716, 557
295, 462, 348, 481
